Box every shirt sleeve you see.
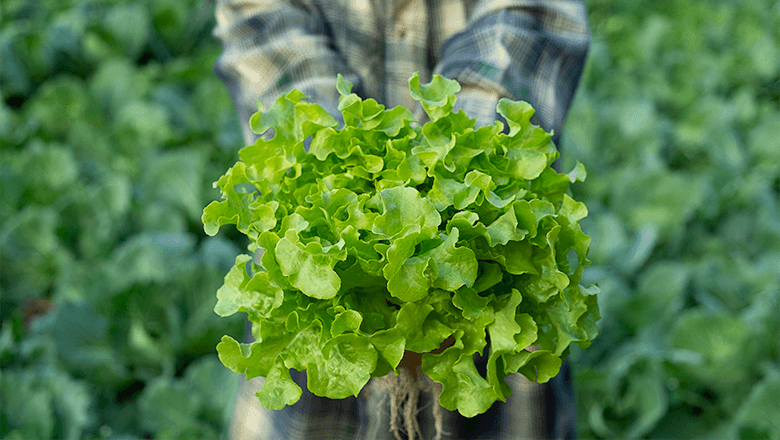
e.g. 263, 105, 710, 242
212, 0, 358, 144
436, 0, 591, 139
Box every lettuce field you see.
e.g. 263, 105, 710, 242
563, 0, 780, 438
1, 0, 247, 438
1, 0, 779, 439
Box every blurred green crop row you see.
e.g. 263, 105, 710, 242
564, 0, 780, 438
2, 0, 779, 439
1, 1, 246, 439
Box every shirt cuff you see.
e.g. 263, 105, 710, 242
412, 85, 504, 130
240, 85, 343, 145
453, 85, 504, 129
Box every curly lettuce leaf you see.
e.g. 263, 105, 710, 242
205, 73, 598, 415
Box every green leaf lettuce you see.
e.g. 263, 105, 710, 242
204, 73, 599, 416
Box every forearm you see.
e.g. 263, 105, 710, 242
213, 0, 357, 143
437, 0, 591, 136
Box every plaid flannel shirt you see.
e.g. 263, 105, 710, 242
213, 0, 590, 438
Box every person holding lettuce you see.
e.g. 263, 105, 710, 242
212, 0, 590, 438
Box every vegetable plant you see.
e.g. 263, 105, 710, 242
203, 73, 599, 416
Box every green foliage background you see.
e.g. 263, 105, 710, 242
1, 0, 778, 439
1, 0, 246, 439
563, 0, 780, 438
